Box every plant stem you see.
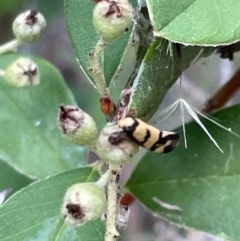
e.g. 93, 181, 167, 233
203, 67, 240, 114
0, 39, 21, 55
96, 168, 111, 188
105, 165, 121, 241
88, 38, 110, 98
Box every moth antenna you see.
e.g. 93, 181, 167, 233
192, 105, 240, 138
181, 99, 224, 153
153, 101, 179, 124
180, 100, 187, 148
191, 48, 204, 65
176, 43, 184, 93
166, 41, 173, 57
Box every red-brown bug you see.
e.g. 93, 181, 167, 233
100, 97, 115, 116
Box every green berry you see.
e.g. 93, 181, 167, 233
97, 122, 138, 166
4, 57, 40, 87
61, 182, 106, 226
93, 0, 133, 43
12, 10, 46, 43
58, 105, 98, 147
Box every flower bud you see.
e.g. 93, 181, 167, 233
12, 10, 46, 43
4, 57, 40, 87
61, 182, 106, 226
93, 0, 133, 43
96, 122, 138, 166
58, 105, 98, 147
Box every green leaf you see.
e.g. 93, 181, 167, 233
128, 38, 213, 121
109, 10, 153, 98
0, 166, 105, 241
147, 0, 240, 46
0, 0, 23, 15
125, 104, 240, 240
0, 53, 86, 179
0, 159, 31, 199
65, 0, 137, 86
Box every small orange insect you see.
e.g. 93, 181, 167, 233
100, 97, 115, 116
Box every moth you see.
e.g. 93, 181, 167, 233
109, 117, 180, 153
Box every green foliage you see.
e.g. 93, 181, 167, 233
0, 54, 86, 179
0, 167, 104, 241
1, 0, 240, 241
0, 159, 31, 198
128, 39, 212, 121
0, 0, 23, 15
147, 0, 240, 45
125, 104, 240, 240
65, 0, 138, 86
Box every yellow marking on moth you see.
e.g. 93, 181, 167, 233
117, 117, 180, 153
